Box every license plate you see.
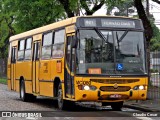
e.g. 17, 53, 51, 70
110, 94, 121, 98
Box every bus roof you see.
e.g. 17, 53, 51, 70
9, 16, 140, 42
9, 17, 78, 42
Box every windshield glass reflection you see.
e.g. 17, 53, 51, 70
76, 30, 146, 75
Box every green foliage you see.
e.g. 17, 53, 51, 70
150, 69, 159, 73
14, 0, 66, 32
0, 0, 66, 59
0, 78, 7, 84
150, 22, 160, 51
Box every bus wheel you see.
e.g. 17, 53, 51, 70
102, 102, 109, 106
111, 101, 123, 111
20, 80, 28, 102
20, 80, 36, 102
57, 84, 68, 110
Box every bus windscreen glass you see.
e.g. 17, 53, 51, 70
76, 29, 146, 75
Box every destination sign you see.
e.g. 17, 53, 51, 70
84, 19, 97, 27
101, 19, 135, 28
79, 17, 143, 29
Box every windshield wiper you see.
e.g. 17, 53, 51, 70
117, 30, 129, 42
94, 28, 109, 44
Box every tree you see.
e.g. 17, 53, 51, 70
80, 0, 105, 15
57, 0, 106, 16
57, 0, 77, 17
0, 0, 16, 58
111, 0, 134, 16
150, 22, 160, 51
14, 0, 65, 32
152, 0, 160, 4
134, 0, 153, 46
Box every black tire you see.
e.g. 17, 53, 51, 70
102, 102, 109, 106
20, 80, 36, 102
57, 84, 75, 110
111, 101, 123, 111
57, 84, 67, 110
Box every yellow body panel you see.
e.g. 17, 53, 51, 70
39, 60, 51, 81
39, 82, 53, 97
25, 81, 32, 93
7, 80, 11, 90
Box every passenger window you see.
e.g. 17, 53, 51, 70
52, 44, 64, 58
41, 32, 53, 59
17, 40, 25, 61
52, 29, 65, 58
24, 38, 32, 60
54, 29, 65, 44
43, 32, 53, 46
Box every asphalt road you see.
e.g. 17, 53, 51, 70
0, 84, 159, 120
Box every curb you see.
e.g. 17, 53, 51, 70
123, 104, 160, 112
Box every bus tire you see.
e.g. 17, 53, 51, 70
57, 84, 68, 110
20, 80, 29, 102
102, 102, 109, 106
20, 80, 36, 102
111, 101, 123, 111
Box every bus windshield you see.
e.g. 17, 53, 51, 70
76, 29, 147, 75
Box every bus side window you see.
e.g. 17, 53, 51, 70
24, 38, 32, 60
41, 32, 53, 59
52, 29, 65, 58
17, 40, 25, 61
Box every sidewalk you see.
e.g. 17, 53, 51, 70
124, 86, 160, 112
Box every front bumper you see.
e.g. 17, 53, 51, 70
75, 89, 147, 102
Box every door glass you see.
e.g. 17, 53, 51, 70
66, 36, 71, 68
33, 43, 37, 61
11, 47, 16, 63
33, 42, 40, 61
36, 43, 40, 60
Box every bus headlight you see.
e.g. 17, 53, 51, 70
139, 85, 144, 90
84, 85, 90, 90
78, 85, 97, 91
133, 85, 145, 90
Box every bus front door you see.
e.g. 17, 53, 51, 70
11, 47, 16, 90
32, 42, 40, 94
65, 34, 75, 99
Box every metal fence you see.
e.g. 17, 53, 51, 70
149, 51, 160, 99
0, 59, 7, 78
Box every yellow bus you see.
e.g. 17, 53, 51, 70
7, 16, 148, 110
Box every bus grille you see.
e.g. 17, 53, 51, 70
100, 86, 131, 92
90, 79, 139, 84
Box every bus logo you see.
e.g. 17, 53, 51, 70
113, 83, 118, 89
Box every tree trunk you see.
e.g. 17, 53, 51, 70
134, 0, 153, 85
146, 0, 150, 17
80, 0, 105, 15
152, 0, 160, 4
58, 0, 75, 17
